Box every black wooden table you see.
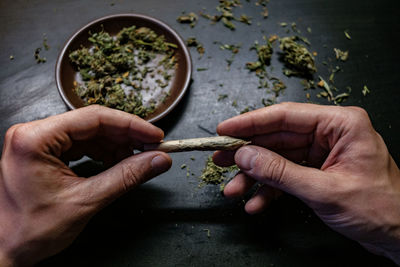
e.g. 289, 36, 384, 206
0, 0, 399, 266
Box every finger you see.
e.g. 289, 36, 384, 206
245, 185, 279, 214
25, 105, 164, 156
217, 102, 338, 137
234, 145, 327, 202
212, 150, 236, 167
251, 131, 313, 150
80, 151, 172, 211
223, 172, 256, 198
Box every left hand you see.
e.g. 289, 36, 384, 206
0, 105, 171, 266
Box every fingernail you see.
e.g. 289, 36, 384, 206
151, 154, 171, 174
236, 146, 258, 171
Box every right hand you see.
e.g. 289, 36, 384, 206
214, 102, 400, 264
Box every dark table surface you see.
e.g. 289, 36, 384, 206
1, 0, 399, 266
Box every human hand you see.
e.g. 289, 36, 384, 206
213, 102, 400, 263
0, 105, 172, 266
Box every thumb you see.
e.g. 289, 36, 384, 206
235, 145, 326, 201
81, 151, 171, 210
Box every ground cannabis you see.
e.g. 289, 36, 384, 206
216, 42, 241, 69
362, 85, 370, 96
344, 30, 352, 40
69, 25, 177, 118
186, 37, 205, 57
177, 12, 198, 28
200, 0, 252, 30
334, 48, 349, 61
199, 156, 238, 186
279, 36, 316, 76
34, 47, 46, 63
43, 34, 50, 50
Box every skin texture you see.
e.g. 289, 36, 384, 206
213, 102, 400, 264
0, 105, 172, 266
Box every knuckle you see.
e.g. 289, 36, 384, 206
4, 123, 38, 154
345, 106, 370, 127
262, 157, 287, 186
120, 163, 142, 192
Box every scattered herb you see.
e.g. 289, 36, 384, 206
203, 228, 211, 238
362, 85, 370, 96
187, 37, 205, 58
240, 106, 251, 114
34, 48, 46, 63
238, 14, 252, 25
291, 22, 300, 34
177, 12, 198, 28
344, 30, 352, 40
271, 78, 286, 96
262, 97, 276, 106
261, 7, 269, 18
43, 34, 50, 50
200, 0, 250, 30
216, 42, 241, 69
334, 48, 349, 61
199, 156, 238, 186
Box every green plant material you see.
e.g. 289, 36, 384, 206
180, 164, 187, 169
362, 85, 370, 96
218, 94, 228, 101
203, 228, 211, 238
344, 30, 352, 40
200, 0, 250, 30
177, 12, 198, 27
246, 38, 274, 91
34, 48, 46, 63
246, 39, 273, 71
232, 100, 238, 107
199, 156, 239, 186
280, 22, 288, 27
307, 27, 312, 33
296, 35, 311, 46
334, 48, 349, 61
300, 79, 315, 90
43, 34, 50, 50
317, 76, 334, 101
333, 92, 349, 103
240, 106, 251, 114
216, 42, 241, 69
262, 97, 276, 107
69, 25, 177, 118
222, 17, 236, 30
9, 55, 14, 60
279, 36, 316, 76
271, 78, 286, 96
260, 6, 268, 18
197, 68, 208, 71
186, 37, 205, 57
291, 22, 300, 33
238, 14, 252, 25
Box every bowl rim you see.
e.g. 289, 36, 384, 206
55, 13, 192, 123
